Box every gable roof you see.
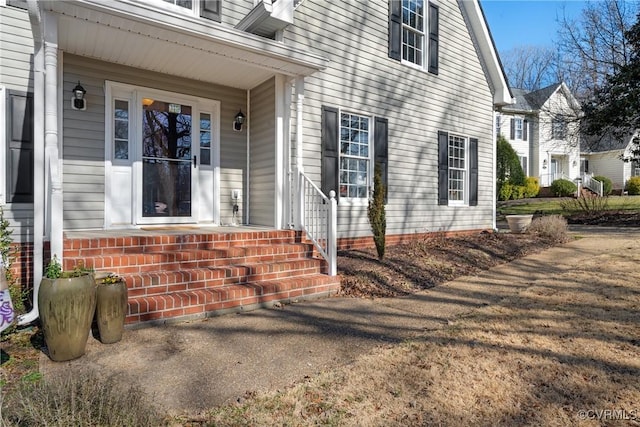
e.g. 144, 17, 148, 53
459, 1, 513, 107
502, 82, 580, 114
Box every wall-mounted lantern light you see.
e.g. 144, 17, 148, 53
572, 160, 578, 167
233, 110, 246, 131
71, 81, 87, 111
542, 159, 548, 170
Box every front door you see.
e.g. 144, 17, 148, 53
141, 100, 193, 219
105, 82, 220, 228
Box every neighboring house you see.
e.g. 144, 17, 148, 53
0, 0, 511, 325
581, 133, 640, 191
496, 82, 581, 187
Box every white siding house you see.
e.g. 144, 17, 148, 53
582, 133, 640, 191
1, 0, 511, 324
497, 82, 581, 187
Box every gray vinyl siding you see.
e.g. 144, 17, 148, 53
62, 54, 247, 229
249, 78, 276, 226
1, 4, 34, 241
285, 0, 495, 238
0, 4, 34, 92
220, 0, 254, 27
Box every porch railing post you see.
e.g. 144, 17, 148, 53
327, 190, 337, 276
296, 169, 305, 230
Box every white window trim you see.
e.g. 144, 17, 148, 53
338, 109, 373, 206
401, 0, 427, 69
515, 118, 524, 140
0, 85, 5, 205
149, 0, 198, 16
447, 132, 469, 207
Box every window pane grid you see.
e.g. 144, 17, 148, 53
402, 0, 424, 66
515, 118, 523, 139
200, 112, 211, 166
339, 112, 370, 198
448, 134, 466, 202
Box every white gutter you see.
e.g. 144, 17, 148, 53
20, 0, 44, 325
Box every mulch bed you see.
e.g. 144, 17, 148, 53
337, 231, 555, 298
567, 210, 640, 226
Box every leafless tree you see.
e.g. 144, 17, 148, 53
556, 0, 639, 101
501, 45, 558, 90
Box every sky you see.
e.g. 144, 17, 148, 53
480, 0, 587, 53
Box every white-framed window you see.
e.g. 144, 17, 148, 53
495, 114, 501, 137
392, 0, 439, 73
519, 155, 528, 176
152, 0, 221, 22
514, 118, 523, 140
552, 119, 567, 139
448, 133, 467, 204
339, 112, 371, 199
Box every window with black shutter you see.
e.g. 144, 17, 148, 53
6, 91, 34, 203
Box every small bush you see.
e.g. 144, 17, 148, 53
524, 177, 540, 198
592, 175, 613, 195
527, 215, 570, 243
550, 179, 577, 197
1, 370, 163, 427
560, 194, 609, 213
512, 185, 527, 200
367, 163, 386, 260
498, 183, 513, 201
625, 176, 640, 195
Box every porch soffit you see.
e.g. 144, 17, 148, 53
44, 0, 328, 90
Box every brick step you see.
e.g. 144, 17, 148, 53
63, 243, 315, 273
124, 259, 327, 298
63, 230, 302, 257
125, 274, 341, 325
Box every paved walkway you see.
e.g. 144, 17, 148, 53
41, 226, 640, 417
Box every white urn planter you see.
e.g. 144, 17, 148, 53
506, 214, 533, 233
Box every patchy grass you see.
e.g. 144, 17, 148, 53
199, 242, 640, 426
498, 195, 640, 216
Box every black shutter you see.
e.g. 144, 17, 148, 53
438, 131, 448, 205
7, 91, 34, 203
469, 138, 478, 206
428, 3, 439, 74
374, 117, 389, 202
321, 106, 340, 202
510, 118, 515, 140
523, 119, 528, 141
388, 0, 402, 60
200, 0, 221, 22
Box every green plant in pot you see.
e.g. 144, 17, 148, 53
94, 273, 128, 344
38, 256, 97, 362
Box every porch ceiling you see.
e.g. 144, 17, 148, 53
44, 0, 328, 90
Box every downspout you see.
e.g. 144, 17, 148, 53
492, 110, 497, 231
19, 0, 44, 325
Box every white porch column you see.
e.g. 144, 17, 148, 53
294, 76, 305, 229
44, 12, 62, 261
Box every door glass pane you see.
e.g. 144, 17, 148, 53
200, 113, 211, 166
114, 100, 129, 160
142, 100, 192, 217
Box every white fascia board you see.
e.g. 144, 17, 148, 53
43, 0, 328, 75
460, 0, 513, 107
